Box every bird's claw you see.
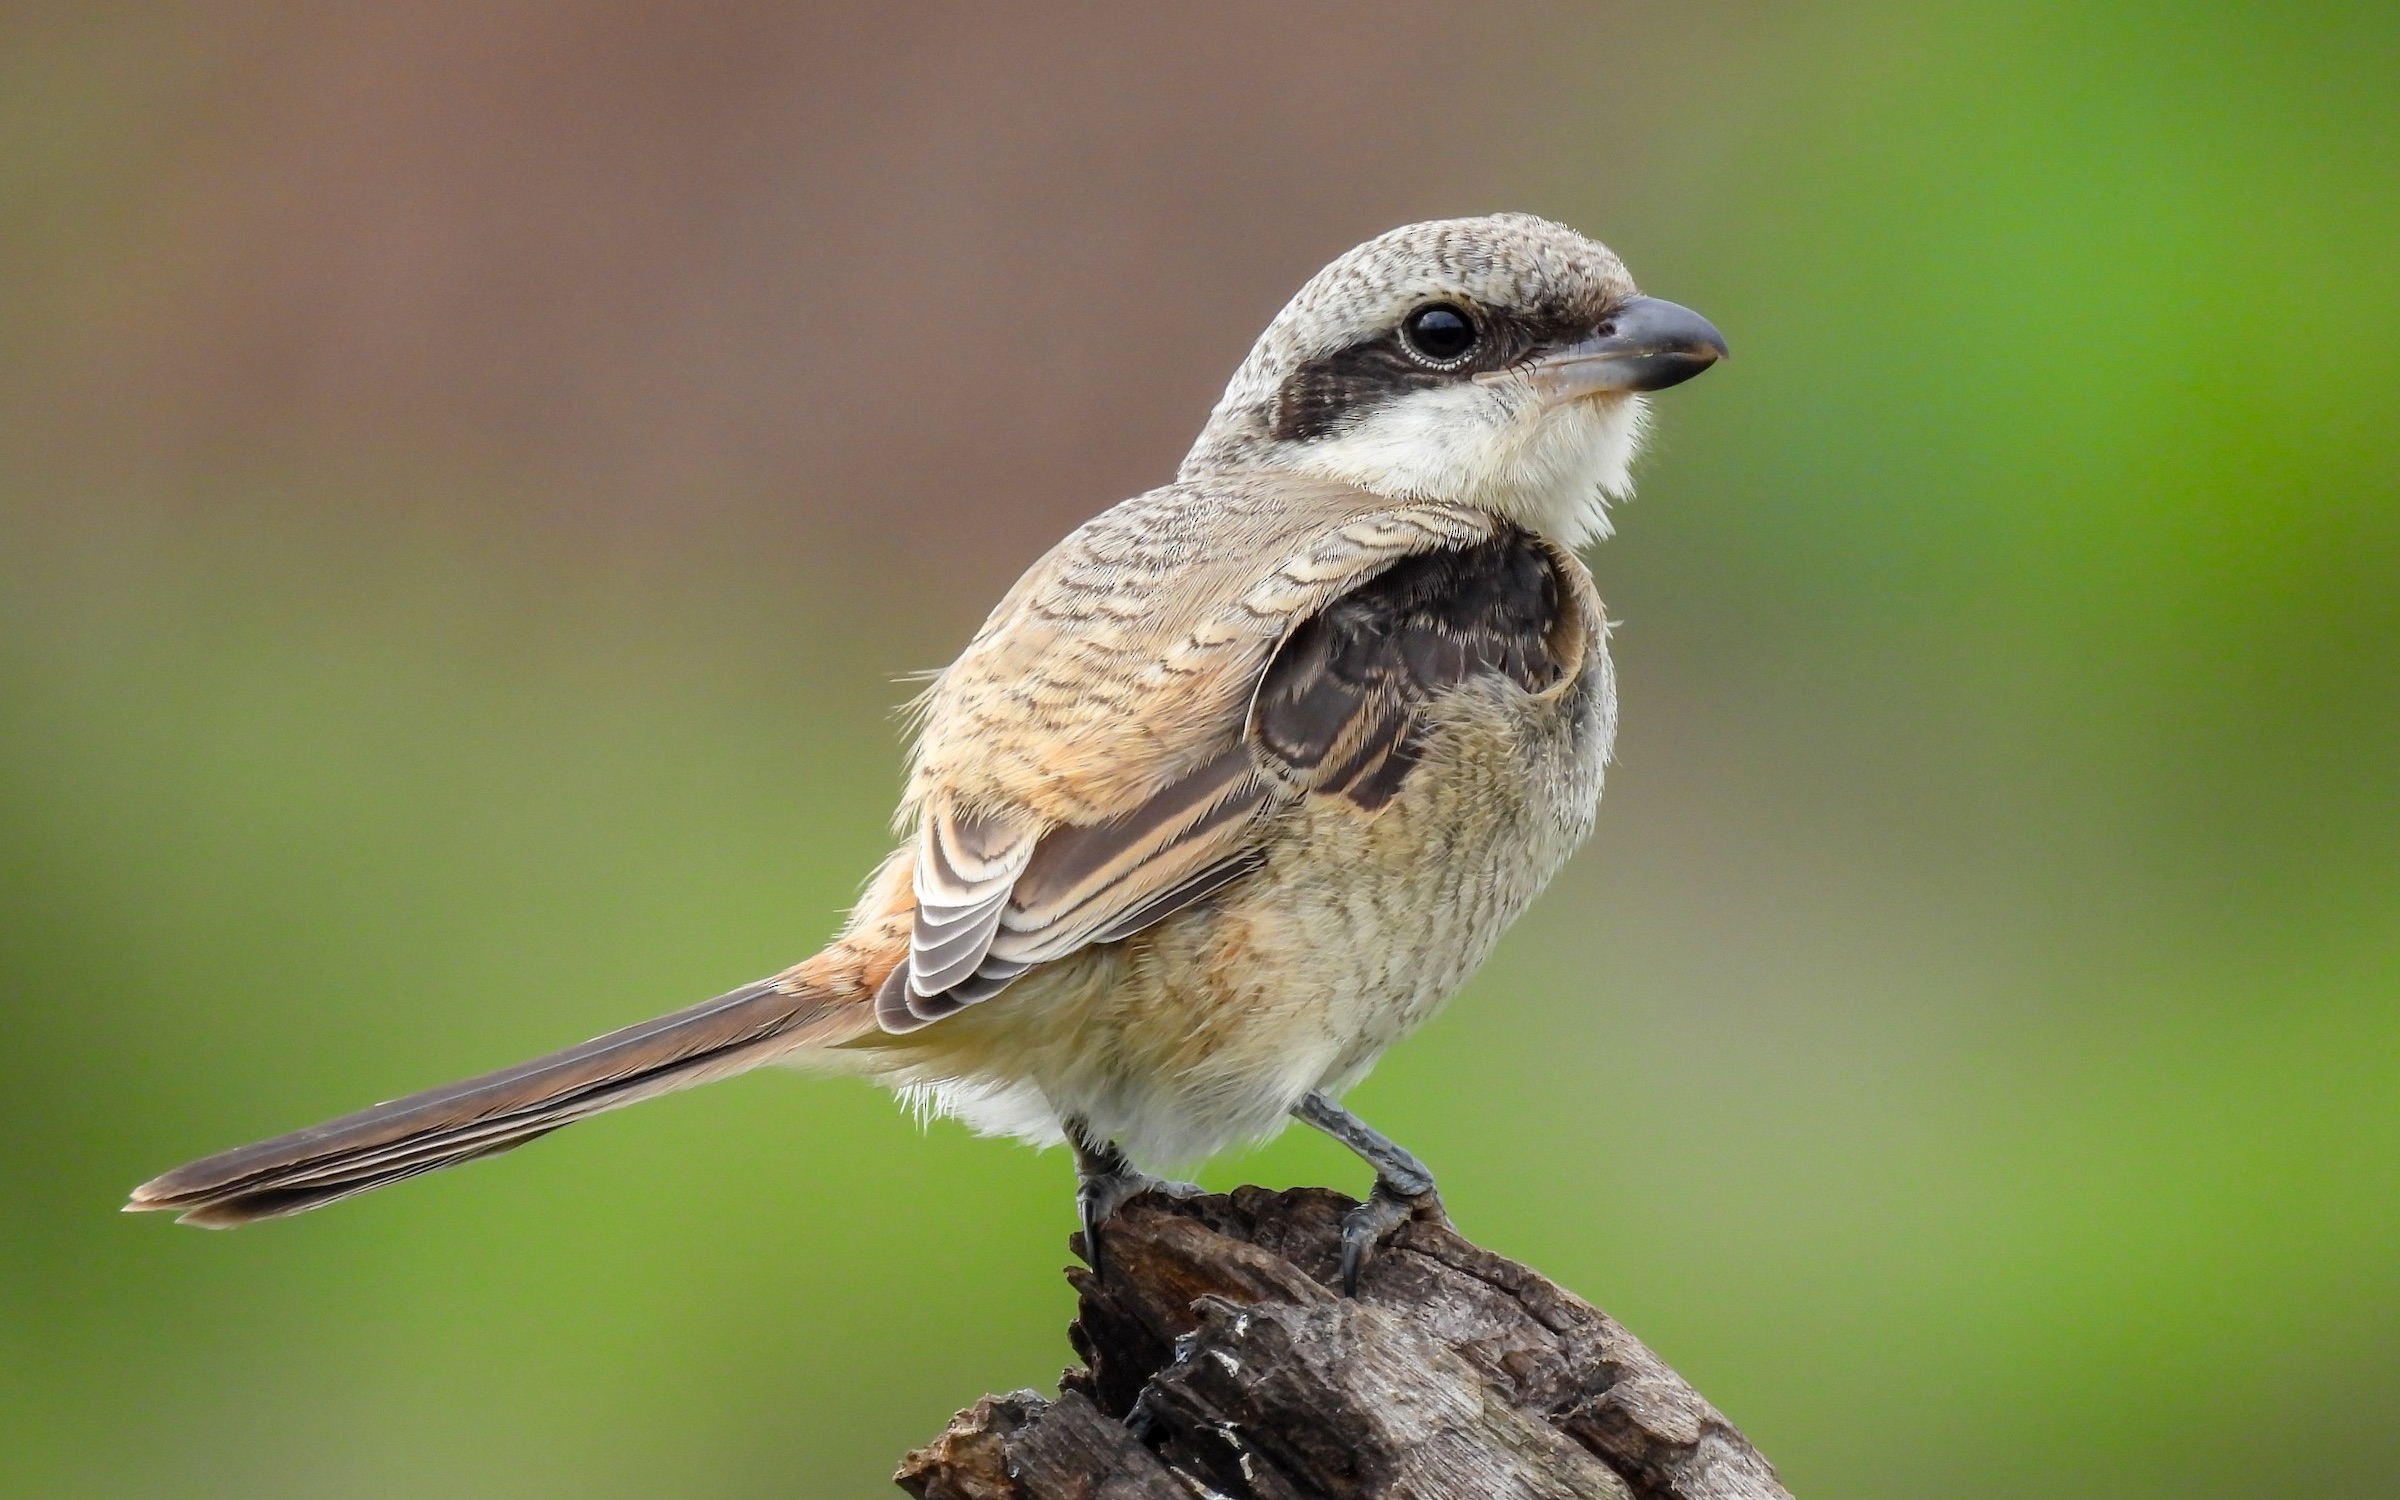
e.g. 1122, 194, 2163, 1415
1336, 1182, 1447, 1295
1076, 1168, 1204, 1281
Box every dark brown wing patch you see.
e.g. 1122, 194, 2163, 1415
876, 527, 1572, 1034
1251, 529, 1567, 810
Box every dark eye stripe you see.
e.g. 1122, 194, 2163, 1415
1269, 301, 1599, 443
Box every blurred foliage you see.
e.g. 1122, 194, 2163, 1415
3, 4, 2395, 1497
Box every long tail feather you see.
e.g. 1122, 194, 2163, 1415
127, 972, 866, 1227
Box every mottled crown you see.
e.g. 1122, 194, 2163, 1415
1181, 213, 1638, 474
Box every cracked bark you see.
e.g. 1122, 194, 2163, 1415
895, 1186, 1791, 1500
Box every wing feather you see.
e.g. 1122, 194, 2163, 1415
992, 744, 1267, 965
901, 807, 1034, 1013
877, 482, 1585, 1036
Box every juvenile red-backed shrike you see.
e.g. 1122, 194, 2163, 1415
131, 213, 1726, 1290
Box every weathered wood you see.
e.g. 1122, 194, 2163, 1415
896, 1186, 1791, 1500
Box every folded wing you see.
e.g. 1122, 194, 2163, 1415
877, 488, 1582, 1034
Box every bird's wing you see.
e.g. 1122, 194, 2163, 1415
1245, 526, 1578, 810
877, 476, 1590, 1033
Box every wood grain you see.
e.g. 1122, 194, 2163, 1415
896, 1187, 1791, 1500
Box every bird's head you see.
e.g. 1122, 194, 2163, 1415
1182, 213, 1726, 547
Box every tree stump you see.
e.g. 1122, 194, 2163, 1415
895, 1185, 1791, 1499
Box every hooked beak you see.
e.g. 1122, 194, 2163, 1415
1481, 295, 1728, 404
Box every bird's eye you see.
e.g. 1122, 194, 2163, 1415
1400, 303, 1478, 366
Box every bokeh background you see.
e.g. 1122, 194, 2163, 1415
4, 4, 2396, 1496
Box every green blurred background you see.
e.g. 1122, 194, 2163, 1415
4, 4, 2395, 1495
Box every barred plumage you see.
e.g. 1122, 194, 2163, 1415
129, 213, 1721, 1242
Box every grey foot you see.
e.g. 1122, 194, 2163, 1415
1069, 1120, 1200, 1281
1336, 1181, 1448, 1294
1291, 1090, 1450, 1295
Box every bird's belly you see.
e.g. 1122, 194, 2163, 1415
879, 671, 1610, 1170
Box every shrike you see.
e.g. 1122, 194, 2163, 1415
130, 214, 1726, 1289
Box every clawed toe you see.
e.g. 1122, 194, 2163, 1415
1336, 1184, 1445, 1295
1287, 1091, 1449, 1295
1074, 1159, 1202, 1280
1076, 1170, 1148, 1279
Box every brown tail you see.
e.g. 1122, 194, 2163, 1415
126, 970, 873, 1228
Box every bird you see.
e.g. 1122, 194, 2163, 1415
127, 213, 1726, 1291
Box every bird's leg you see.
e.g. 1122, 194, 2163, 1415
1066, 1118, 1200, 1280
1291, 1091, 1449, 1295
